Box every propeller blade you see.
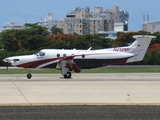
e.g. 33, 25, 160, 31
6, 62, 8, 71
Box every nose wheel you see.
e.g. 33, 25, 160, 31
27, 69, 32, 79
27, 73, 32, 79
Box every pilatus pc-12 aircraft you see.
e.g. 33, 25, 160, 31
3, 35, 156, 79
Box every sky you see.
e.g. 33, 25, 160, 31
0, 0, 160, 31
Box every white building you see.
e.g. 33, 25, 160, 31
142, 20, 160, 33
39, 14, 58, 32
1, 22, 24, 32
114, 22, 128, 31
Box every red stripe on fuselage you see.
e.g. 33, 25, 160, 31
16, 58, 58, 68
16, 52, 124, 68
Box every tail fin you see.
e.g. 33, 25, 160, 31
126, 35, 156, 63
104, 35, 156, 63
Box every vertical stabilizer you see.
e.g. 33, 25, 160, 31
126, 35, 156, 63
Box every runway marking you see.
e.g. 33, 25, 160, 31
12, 82, 32, 105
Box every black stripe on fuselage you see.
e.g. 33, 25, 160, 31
73, 58, 128, 69
42, 58, 128, 69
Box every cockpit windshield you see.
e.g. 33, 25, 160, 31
34, 51, 45, 56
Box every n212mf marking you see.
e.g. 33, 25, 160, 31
113, 47, 131, 52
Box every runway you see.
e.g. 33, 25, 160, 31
1, 73, 160, 119
0, 73, 160, 105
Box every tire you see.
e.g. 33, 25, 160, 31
27, 73, 32, 79
64, 72, 71, 78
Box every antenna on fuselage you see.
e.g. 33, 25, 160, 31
87, 47, 92, 51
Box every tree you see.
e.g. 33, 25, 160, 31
113, 31, 153, 47
0, 29, 22, 51
50, 25, 63, 35
20, 23, 49, 50
91, 34, 113, 49
45, 34, 77, 49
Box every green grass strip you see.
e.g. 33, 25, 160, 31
0, 67, 160, 74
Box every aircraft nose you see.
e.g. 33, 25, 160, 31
3, 58, 11, 63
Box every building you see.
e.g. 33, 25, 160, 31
98, 31, 118, 39
39, 13, 58, 32
142, 20, 160, 33
1, 22, 24, 32
91, 6, 129, 31
89, 18, 108, 34
58, 7, 91, 34
114, 22, 128, 31
58, 6, 129, 35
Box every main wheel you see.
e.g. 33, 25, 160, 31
64, 72, 71, 78
27, 73, 32, 79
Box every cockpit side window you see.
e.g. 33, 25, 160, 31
34, 51, 40, 56
34, 51, 45, 56
39, 52, 45, 56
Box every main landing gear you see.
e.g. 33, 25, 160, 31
61, 66, 72, 79
63, 72, 71, 78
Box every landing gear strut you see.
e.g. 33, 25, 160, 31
27, 69, 32, 79
64, 72, 71, 78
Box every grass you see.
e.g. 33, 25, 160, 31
0, 66, 160, 74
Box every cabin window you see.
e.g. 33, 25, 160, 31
57, 54, 60, 58
63, 54, 66, 58
82, 54, 85, 58
39, 52, 45, 56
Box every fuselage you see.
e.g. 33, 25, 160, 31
3, 49, 134, 69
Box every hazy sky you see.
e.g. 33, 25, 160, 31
0, 0, 160, 30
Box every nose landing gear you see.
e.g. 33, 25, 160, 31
27, 69, 32, 79
27, 73, 32, 79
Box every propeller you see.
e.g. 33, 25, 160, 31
6, 51, 8, 71
3, 47, 9, 71
6, 60, 8, 71
3, 58, 9, 71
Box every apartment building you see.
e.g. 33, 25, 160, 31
59, 7, 90, 34
1, 22, 24, 32
58, 6, 129, 35
39, 13, 58, 32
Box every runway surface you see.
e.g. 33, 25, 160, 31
0, 73, 160, 105
0, 73, 160, 119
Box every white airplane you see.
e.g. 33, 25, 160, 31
3, 35, 156, 79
